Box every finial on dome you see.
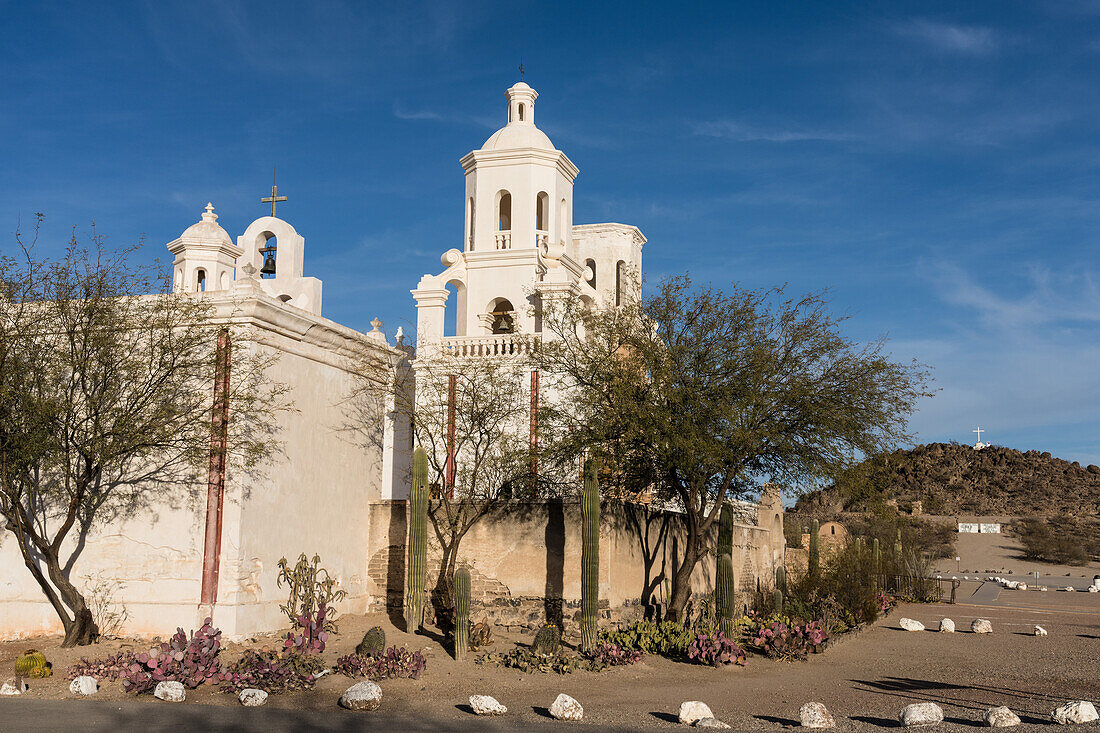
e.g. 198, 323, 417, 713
202, 202, 217, 222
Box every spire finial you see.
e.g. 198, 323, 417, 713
202, 202, 217, 222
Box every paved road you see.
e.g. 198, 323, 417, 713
1, 698, 649, 733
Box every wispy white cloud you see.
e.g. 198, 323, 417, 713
393, 106, 443, 121
895, 19, 1001, 55
690, 120, 856, 143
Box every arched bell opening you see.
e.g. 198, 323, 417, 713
487, 297, 515, 335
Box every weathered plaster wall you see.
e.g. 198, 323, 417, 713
0, 291, 401, 640
365, 495, 785, 632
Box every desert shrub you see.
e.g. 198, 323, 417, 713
219, 649, 323, 694
601, 620, 693, 657
686, 632, 746, 667
583, 641, 644, 670
469, 620, 494, 651
478, 648, 587, 674
276, 553, 347, 631
333, 646, 426, 681
1014, 517, 1098, 565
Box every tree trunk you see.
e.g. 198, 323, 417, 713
43, 546, 99, 647
665, 545, 699, 622
431, 540, 459, 634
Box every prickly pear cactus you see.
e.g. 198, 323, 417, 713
355, 626, 386, 657
580, 459, 600, 652
405, 446, 429, 632
532, 623, 561, 656
453, 566, 471, 660
15, 649, 51, 678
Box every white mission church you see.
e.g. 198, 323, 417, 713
0, 81, 784, 640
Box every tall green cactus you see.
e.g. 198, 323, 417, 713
808, 519, 820, 582
580, 459, 600, 651
453, 566, 470, 660
775, 564, 787, 595
405, 447, 429, 632
872, 537, 882, 589
894, 528, 903, 558
716, 501, 734, 558
717, 552, 736, 638
773, 588, 784, 615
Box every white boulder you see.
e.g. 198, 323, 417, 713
679, 701, 715, 725
799, 702, 837, 728
984, 706, 1021, 727
971, 618, 993, 634
694, 718, 731, 729
1064, 587, 1075, 592
899, 618, 925, 632
549, 693, 583, 721
900, 702, 944, 727
239, 688, 268, 707
69, 676, 98, 696
1, 677, 27, 696
339, 681, 382, 711
1051, 700, 1099, 725
470, 695, 507, 716
153, 680, 186, 702
939, 618, 955, 633
1034, 625, 1048, 637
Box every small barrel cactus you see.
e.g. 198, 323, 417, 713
355, 626, 386, 658
16, 649, 51, 678
532, 623, 561, 656
454, 566, 471, 660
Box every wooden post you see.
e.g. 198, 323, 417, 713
530, 369, 539, 491
200, 328, 231, 611
445, 373, 456, 499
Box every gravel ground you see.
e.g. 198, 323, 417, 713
1, 592, 1097, 731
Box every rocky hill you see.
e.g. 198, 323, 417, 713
796, 442, 1100, 516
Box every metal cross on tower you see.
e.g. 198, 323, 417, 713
261, 167, 287, 217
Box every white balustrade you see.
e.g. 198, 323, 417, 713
440, 333, 537, 358
495, 231, 512, 250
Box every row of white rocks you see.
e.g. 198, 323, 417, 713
899, 617, 1049, 636
10, 675, 1095, 728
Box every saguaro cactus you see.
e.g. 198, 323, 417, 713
894, 529, 903, 559
773, 588, 784, 615
453, 566, 471, 660
717, 551, 736, 638
775, 564, 787, 595
405, 447, 429, 632
580, 459, 600, 651
808, 519, 820, 581
717, 501, 734, 558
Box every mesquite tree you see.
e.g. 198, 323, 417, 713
0, 221, 287, 646
534, 274, 933, 621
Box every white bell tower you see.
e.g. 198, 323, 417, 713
167, 203, 242, 293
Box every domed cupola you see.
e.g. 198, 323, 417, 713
480, 82, 556, 152
167, 203, 243, 293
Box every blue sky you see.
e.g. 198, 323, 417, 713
3, 1, 1099, 466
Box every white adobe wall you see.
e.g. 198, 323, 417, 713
0, 292, 406, 640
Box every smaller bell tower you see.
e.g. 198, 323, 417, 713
167, 203, 242, 293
